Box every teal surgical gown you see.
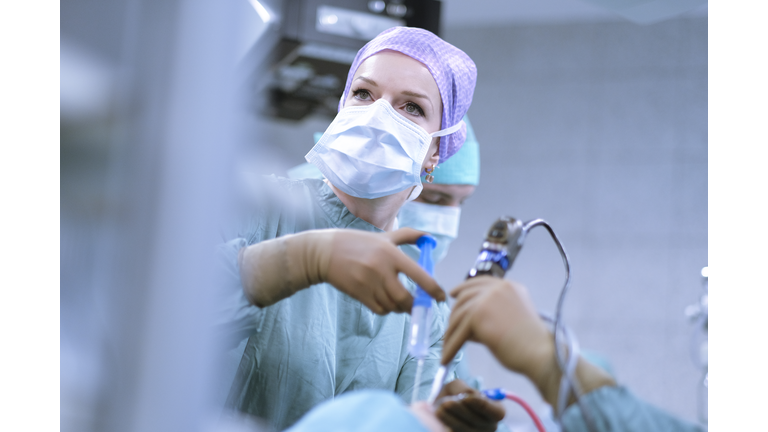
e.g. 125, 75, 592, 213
214, 176, 457, 431
284, 387, 705, 432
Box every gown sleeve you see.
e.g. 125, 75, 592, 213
561, 385, 706, 432
212, 237, 266, 351
285, 390, 430, 432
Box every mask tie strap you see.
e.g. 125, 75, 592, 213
430, 120, 464, 138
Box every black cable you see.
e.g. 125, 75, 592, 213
525, 220, 598, 432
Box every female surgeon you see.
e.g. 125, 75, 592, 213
287, 117, 506, 432
216, 27, 480, 431
286, 114, 481, 267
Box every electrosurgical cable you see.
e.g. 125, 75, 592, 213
483, 389, 548, 432
541, 314, 587, 421
526, 220, 597, 432
409, 235, 437, 403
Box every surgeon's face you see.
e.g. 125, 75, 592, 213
415, 183, 476, 207
345, 50, 443, 170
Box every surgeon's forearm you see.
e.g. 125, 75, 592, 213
238, 231, 334, 307
532, 343, 617, 414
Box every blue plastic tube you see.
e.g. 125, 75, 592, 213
409, 235, 436, 358
409, 235, 436, 403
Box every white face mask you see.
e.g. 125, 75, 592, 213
397, 201, 461, 264
305, 99, 463, 200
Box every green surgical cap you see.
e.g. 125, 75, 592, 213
309, 117, 480, 186
426, 116, 480, 186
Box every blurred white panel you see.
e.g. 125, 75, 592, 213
582, 0, 707, 24
442, 0, 707, 27
237, 0, 272, 61
60, 39, 113, 121
316, 5, 404, 41
442, 0, 619, 27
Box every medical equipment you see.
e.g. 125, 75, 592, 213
436, 388, 548, 432
251, 0, 442, 120
409, 235, 437, 403
684, 266, 708, 425
427, 216, 598, 431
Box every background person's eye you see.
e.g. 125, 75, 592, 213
422, 194, 443, 205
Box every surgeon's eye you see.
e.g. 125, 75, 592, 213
352, 89, 372, 101
404, 102, 425, 117
420, 192, 446, 205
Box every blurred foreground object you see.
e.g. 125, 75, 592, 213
61, 0, 248, 431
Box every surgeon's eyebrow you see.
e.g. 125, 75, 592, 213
355, 76, 378, 87
401, 90, 430, 100
354, 77, 430, 100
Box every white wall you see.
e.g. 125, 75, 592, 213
438, 17, 707, 427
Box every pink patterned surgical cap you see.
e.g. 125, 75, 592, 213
339, 27, 478, 163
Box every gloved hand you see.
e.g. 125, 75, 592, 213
238, 228, 445, 314
440, 276, 615, 411
441, 277, 553, 379
434, 379, 505, 432
409, 402, 448, 432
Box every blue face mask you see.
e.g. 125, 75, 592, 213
397, 201, 461, 264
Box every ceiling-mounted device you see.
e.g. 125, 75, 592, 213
249, 0, 441, 121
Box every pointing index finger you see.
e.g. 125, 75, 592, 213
395, 252, 446, 302
385, 227, 430, 246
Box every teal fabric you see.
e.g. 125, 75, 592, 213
285, 390, 429, 432
453, 347, 482, 391
280, 385, 704, 432
562, 386, 706, 432
217, 176, 457, 431
286, 162, 323, 180
580, 350, 616, 379
426, 116, 480, 186
284, 133, 325, 180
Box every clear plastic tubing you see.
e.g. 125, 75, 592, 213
409, 235, 436, 403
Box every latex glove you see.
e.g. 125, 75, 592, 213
441, 277, 553, 378
238, 228, 445, 314
435, 379, 505, 432
441, 276, 615, 411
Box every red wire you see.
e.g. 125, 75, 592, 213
504, 393, 548, 432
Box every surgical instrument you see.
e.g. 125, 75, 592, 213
435, 388, 547, 432
426, 217, 597, 430
409, 235, 437, 403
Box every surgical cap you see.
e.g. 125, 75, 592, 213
339, 27, 477, 163
425, 116, 480, 186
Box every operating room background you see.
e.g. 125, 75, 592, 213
59, 1, 707, 430
245, 13, 708, 428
